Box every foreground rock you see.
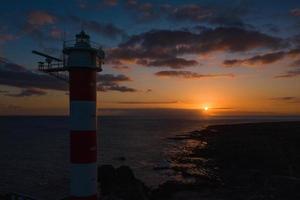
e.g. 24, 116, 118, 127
98, 165, 150, 200
98, 165, 222, 200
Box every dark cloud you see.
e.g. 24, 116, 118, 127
6, 88, 47, 97
290, 8, 300, 17
290, 59, 300, 67
0, 57, 136, 93
98, 74, 131, 82
155, 70, 235, 79
77, 0, 88, 9
270, 96, 300, 103
264, 24, 280, 33
275, 68, 300, 78
116, 101, 178, 104
67, 15, 127, 39
224, 48, 300, 67
208, 1, 252, 28
27, 11, 56, 26
164, 4, 213, 22
104, 0, 118, 6
0, 57, 67, 91
108, 27, 284, 68
0, 89, 8, 94
270, 96, 297, 101
0, 33, 16, 43
163, 2, 252, 28
19, 10, 62, 51
97, 74, 137, 92
106, 85, 136, 92
125, 1, 157, 21
224, 51, 286, 66
140, 57, 199, 69
22, 11, 58, 40
112, 65, 131, 71
212, 107, 234, 110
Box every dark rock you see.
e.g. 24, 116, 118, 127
116, 166, 136, 184
98, 165, 117, 196
98, 165, 150, 200
115, 156, 126, 161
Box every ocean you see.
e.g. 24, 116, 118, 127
0, 113, 299, 199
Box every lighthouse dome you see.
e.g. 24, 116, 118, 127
75, 30, 91, 47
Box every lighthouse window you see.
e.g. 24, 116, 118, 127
76, 37, 89, 44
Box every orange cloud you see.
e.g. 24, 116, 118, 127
27, 11, 56, 26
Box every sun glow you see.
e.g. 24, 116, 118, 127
201, 105, 210, 111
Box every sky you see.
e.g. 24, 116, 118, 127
0, 0, 300, 115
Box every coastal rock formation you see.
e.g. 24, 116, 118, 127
98, 165, 150, 200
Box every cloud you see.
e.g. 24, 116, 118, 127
50, 28, 63, 39
98, 74, 131, 82
290, 8, 300, 17
275, 68, 300, 78
104, 0, 118, 6
269, 96, 300, 103
77, 0, 88, 9
162, 2, 252, 28
67, 16, 126, 39
224, 51, 286, 66
125, 1, 157, 21
164, 4, 213, 22
290, 59, 300, 67
6, 88, 47, 97
0, 57, 136, 93
21, 11, 61, 46
155, 70, 235, 79
270, 96, 297, 101
212, 107, 234, 110
0, 33, 16, 43
116, 101, 178, 104
97, 74, 137, 92
108, 27, 284, 67
0, 90, 8, 94
27, 11, 56, 26
112, 65, 131, 71
102, 85, 136, 92
138, 57, 199, 69
0, 57, 67, 91
223, 48, 300, 67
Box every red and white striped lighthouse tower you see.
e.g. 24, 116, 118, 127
33, 31, 104, 200
65, 31, 102, 200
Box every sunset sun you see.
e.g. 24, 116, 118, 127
203, 106, 209, 111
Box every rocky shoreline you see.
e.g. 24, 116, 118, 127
96, 121, 300, 200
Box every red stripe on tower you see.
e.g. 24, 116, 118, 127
70, 131, 97, 163
69, 69, 96, 101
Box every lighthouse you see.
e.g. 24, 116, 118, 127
33, 31, 104, 200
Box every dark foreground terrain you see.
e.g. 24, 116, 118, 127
167, 121, 300, 200
1, 121, 300, 200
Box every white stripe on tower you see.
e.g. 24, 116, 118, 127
70, 163, 97, 197
70, 101, 97, 131
70, 69, 97, 200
